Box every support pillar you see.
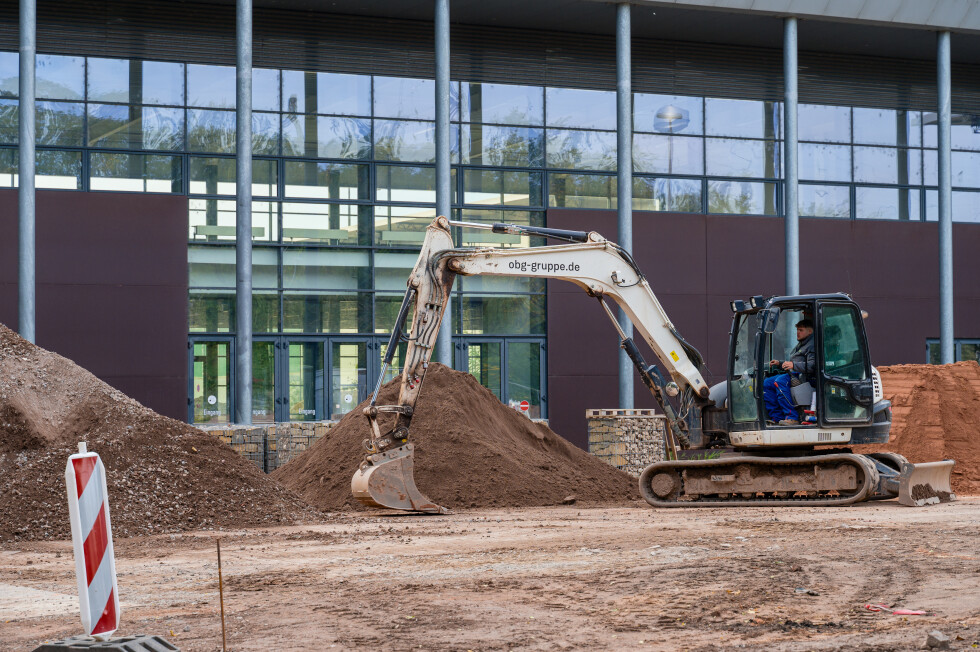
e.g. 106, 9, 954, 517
616, 3, 633, 409
18, 0, 35, 343
784, 17, 799, 296
937, 31, 954, 364
234, 0, 253, 424
435, 0, 453, 367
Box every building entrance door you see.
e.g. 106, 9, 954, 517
456, 338, 547, 418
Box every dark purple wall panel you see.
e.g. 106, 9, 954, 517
547, 208, 980, 449
0, 190, 188, 420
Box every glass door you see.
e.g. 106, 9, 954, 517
460, 340, 502, 399
282, 340, 325, 421
189, 338, 233, 424
252, 339, 277, 423
329, 340, 369, 419
456, 338, 546, 418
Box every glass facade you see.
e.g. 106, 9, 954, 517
2, 51, 979, 422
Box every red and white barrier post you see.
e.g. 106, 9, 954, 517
64, 442, 119, 638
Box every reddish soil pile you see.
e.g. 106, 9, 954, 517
853, 361, 980, 495
274, 364, 640, 511
0, 324, 316, 542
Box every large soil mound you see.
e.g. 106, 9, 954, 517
0, 324, 315, 542
854, 361, 980, 495
273, 364, 640, 510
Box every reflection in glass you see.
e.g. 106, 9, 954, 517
546, 129, 617, 171
952, 191, 980, 223
464, 341, 501, 399
952, 150, 980, 188
189, 157, 278, 196
87, 105, 184, 150
463, 169, 541, 207
373, 76, 436, 120
634, 94, 703, 135
37, 101, 84, 146
923, 112, 980, 151
460, 82, 543, 126
507, 341, 543, 418
853, 107, 899, 146
90, 152, 181, 193
457, 209, 545, 248
548, 172, 616, 209
707, 180, 776, 215
286, 341, 324, 421
545, 87, 616, 130
188, 245, 279, 287
456, 269, 545, 293
799, 142, 850, 182
285, 161, 369, 200
282, 203, 369, 245
282, 248, 371, 290
375, 251, 425, 290
187, 64, 236, 109
799, 184, 849, 218
855, 186, 922, 220
460, 124, 544, 167
331, 341, 367, 419
375, 293, 416, 334
192, 341, 230, 423
188, 109, 236, 153
853, 146, 920, 185
142, 61, 185, 106
189, 292, 234, 332
0, 99, 15, 142
798, 104, 850, 143
282, 70, 372, 116
0, 51, 17, 98
252, 112, 280, 155
375, 119, 457, 163
633, 133, 703, 175
88, 59, 185, 106
282, 114, 371, 159
188, 199, 277, 241
705, 138, 778, 178
377, 165, 436, 203
283, 292, 371, 333
633, 177, 701, 212
37, 150, 82, 189
252, 340, 276, 423
252, 68, 280, 112
36, 54, 84, 100
374, 205, 438, 245
706, 98, 779, 139
460, 295, 545, 335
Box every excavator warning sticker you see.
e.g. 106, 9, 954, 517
670, 351, 680, 362
508, 260, 581, 273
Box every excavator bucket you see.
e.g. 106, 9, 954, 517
351, 444, 449, 514
898, 460, 956, 507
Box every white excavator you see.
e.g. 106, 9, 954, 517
352, 216, 955, 511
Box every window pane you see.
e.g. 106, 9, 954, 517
282, 70, 372, 116
953, 191, 980, 223
188, 245, 278, 287
952, 150, 980, 188
799, 143, 850, 182
548, 172, 616, 209
188, 199, 278, 241
37, 150, 81, 189
800, 184, 850, 218
706, 99, 778, 139
0, 98, 17, 143
282, 203, 369, 245
252, 112, 279, 155
463, 169, 542, 207
633, 133, 703, 175
37, 101, 84, 146
87, 58, 130, 102
189, 157, 277, 197
634, 94, 703, 136
855, 187, 921, 220
456, 209, 546, 249
375, 119, 456, 163
374, 205, 438, 246
459, 295, 545, 335
282, 248, 371, 290
545, 88, 616, 130
87, 59, 185, 106
799, 104, 850, 143
187, 64, 236, 109
0, 147, 14, 186
252, 68, 280, 112
853, 146, 920, 185
705, 138, 778, 178
374, 76, 435, 120
284, 160, 368, 200
188, 109, 236, 153
282, 114, 371, 159
375, 251, 424, 290
507, 341, 543, 417
853, 107, 899, 146
546, 129, 617, 171
460, 124, 544, 167
90, 152, 181, 193
375, 293, 416, 333
707, 180, 776, 215
87, 105, 184, 150
377, 165, 436, 203
0, 51, 17, 98
283, 292, 371, 333
189, 292, 234, 332
460, 82, 543, 126
142, 61, 185, 106
633, 177, 701, 212
36, 55, 84, 100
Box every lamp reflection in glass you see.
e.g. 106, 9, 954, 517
656, 105, 690, 210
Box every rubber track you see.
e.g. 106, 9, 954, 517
638, 454, 880, 508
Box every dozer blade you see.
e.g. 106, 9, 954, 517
898, 460, 957, 507
351, 443, 449, 514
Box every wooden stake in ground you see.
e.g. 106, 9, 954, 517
217, 538, 227, 651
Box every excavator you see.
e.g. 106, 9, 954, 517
352, 216, 956, 512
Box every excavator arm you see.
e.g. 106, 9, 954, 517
352, 216, 711, 513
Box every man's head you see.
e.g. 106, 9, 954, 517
796, 318, 814, 341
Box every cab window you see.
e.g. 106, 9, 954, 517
820, 304, 870, 421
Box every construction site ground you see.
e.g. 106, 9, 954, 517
3, 499, 979, 652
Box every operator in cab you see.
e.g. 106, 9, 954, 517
763, 318, 815, 426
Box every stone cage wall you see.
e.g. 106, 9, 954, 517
586, 409, 668, 477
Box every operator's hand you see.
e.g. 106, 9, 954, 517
781, 361, 794, 371
769, 359, 779, 367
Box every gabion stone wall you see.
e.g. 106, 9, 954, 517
586, 409, 667, 477
198, 421, 335, 472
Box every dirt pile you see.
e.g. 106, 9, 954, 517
0, 323, 316, 542
274, 364, 640, 510
855, 361, 980, 495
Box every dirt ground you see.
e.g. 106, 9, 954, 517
3, 500, 979, 651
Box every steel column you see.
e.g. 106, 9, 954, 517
783, 17, 799, 296
234, 0, 253, 424
18, 0, 35, 343
615, 3, 634, 409
435, 0, 453, 367
937, 31, 953, 364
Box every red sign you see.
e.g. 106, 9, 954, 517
519, 400, 530, 412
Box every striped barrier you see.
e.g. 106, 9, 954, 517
64, 442, 119, 638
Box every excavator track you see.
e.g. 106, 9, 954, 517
639, 453, 880, 507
